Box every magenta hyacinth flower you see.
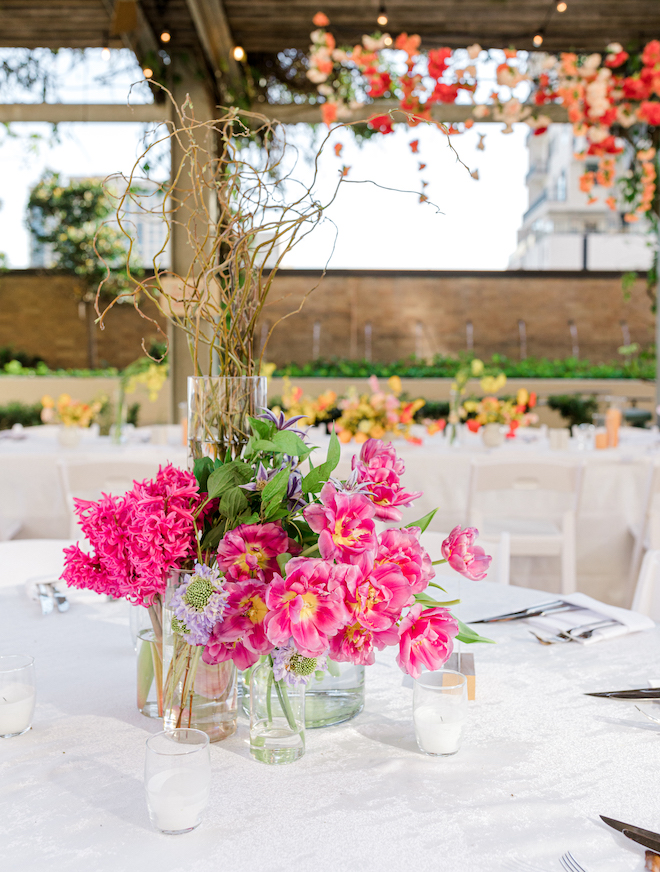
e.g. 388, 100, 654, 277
265, 557, 351, 657
216, 522, 290, 583
396, 604, 459, 679
441, 525, 492, 580
376, 526, 435, 594
342, 560, 412, 632
303, 482, 377, 563
329, 621, 399, 666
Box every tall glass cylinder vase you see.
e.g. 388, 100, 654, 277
187, 375, 267, 464
136, 601, 163, 719
249, 658, 305, 764
305, 661, 365, 729
163, 573, 237, 742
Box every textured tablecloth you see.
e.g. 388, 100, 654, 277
1, 569, 658, 872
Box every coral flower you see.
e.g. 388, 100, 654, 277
329, 621, 399, 666
304, 482, 377, 563
216, 522, 290, 582
396, 604, 459, 678
203, 579, 272, 669
265, 558, 351, 656
376, 526, 434, 594
441, 525, 492, 580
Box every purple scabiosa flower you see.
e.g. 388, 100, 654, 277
271, 644, 327, 686
170, 563, 228, 647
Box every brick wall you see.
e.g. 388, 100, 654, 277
0, 270, 167, 369
0, 268, 654, 369
259, 269, 654, 365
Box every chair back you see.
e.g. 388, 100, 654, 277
632, 549, 660, 621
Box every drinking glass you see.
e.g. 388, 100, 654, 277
413, 670, 467, 757
0, 654, 36, 738
145, 729, 211, 834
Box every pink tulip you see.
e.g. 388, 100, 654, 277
304, 482, 377, 563
203, 579, 272, 669
265, 558, 351, 656
396, 604, 459, 678
329, 621, 399, 666
351, 438, 421, 521
343, 559, 412, 631
376, 526, 434, 594
441, 525, 492, 580
216, 522, 290, 583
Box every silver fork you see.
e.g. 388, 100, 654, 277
560, 852, 587, 872
529, 620, 619, 645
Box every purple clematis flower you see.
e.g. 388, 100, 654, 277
240, 462, 276, 493
259, 409, 308, 438
287, 469, 307, 512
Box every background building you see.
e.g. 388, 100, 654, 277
509, 125, 653, 271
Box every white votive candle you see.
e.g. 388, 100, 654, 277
414, 704, 464, 755
0, 682, 36, 736
146, 768, 210, 832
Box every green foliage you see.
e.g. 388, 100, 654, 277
547, 394, 599, 429
0, 347, 44, 369
414, 400, 450, 421
0, 401, 42, 430
274, 351, 657, 380
26, 170, 140, 300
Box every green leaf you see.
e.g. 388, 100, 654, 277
302, 429, 340, 493
219, 487, 248, 518
248, 416, 274, 440
206, 461, 252, 498
263, 503, 290, 521
414, 594, 461, 608
250, 438, 279, 453
405, 508, 438, 534
271, 429, 310, 457
193, 456, 214, 493
261, 465, 290, 504
456, 619, 494, 645
276, 552, 293, 573
200, 524, 225, 550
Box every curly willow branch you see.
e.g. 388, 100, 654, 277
95, 90, 463, 377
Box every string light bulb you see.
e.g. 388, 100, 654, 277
101, 47, 111, 61
233, 45, 246, 62
377, 4, 388, 26
143, 67, 153, 78
383, 35, 393, 46
160, 30, 171, 43
533, 33, 544, 47
556, 1, 567, 10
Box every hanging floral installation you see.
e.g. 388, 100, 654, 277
306, 12, 659, 230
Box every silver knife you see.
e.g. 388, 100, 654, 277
586, 688, 660, 699
601, 816, 660, 853
470, 601, 575, 624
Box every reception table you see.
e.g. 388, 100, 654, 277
1, 548, 658, 872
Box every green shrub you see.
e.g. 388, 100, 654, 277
0, 347, 45, 369
547, 395, 599, 429
0, 401, 43, 430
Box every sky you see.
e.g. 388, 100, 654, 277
0, 48, 530, 271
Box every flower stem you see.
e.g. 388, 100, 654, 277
301, 543, 320, 557
431, 558, 448, 566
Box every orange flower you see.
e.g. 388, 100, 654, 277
624, 213, 639, 223
579, 171, 595, 193
409, 139, 419, 153
394, 32, 421, 57
321, 101, 338, 126
312, 11, 329, 27
464, 118, 475, 129
334, 142, 343, 156
605, 196, 617, 210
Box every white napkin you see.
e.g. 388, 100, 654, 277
528, 592, 655, 645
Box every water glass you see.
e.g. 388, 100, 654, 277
0, 654, 36, 738
413, 670, 467, 757
145, 729, 211, 834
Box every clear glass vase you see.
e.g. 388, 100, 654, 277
249, 658, 305, 764
136, 601, 164, 719
305, 661, 365, 728
187, 375, 267, 464
163, 574, 237, 742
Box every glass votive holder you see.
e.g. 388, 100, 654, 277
145, 728, 211, 834
0, 654, 36, 738
413, 669, 467, 757
594, 428, 608, 449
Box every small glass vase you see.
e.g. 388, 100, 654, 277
249, 658, 305, 764
188, 375, 267, 464
57, 425, 82, 449
136, 601, 164, 719
305, 661, 365, 728
162, 574, 237, 742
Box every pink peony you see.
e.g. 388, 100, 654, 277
376, 526, 434, 594
342, 559, 412, 631
304, 482, 377, 563
396, 604, 459, 678
265, 557, 351, 656
203, 579, 272, 669
351, 438, 422, 521
441, 525, 492, 580
329, 621, 399, 666
216, 522, 290, 583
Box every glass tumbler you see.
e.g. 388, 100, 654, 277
145, 729, 211, 834
0, 654, 36, 738
413, 669, 467, 757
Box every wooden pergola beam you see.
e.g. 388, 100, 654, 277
184, 0, 245, 98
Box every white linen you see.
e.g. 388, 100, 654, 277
1, 574, 659, 872
527, 591, 655, 645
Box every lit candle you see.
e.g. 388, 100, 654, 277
414, 704, 464, 755
146, 768, 210, 832
0, 682, 36, 736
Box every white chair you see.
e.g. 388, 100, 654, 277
57, 459, 161, 539
0, 539, 76, 588
466, 460, 584, 595
632, 549, 660, 621
627, 460, 660, 601
420, 530, 511, 585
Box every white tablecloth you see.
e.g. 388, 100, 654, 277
1, 561, 658, 872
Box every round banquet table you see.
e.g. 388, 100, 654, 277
1, 558, 658, 872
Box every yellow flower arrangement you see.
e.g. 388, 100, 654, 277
335, 376, 424, 444
275, 378, 339, 428
41, 393, 103, 428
